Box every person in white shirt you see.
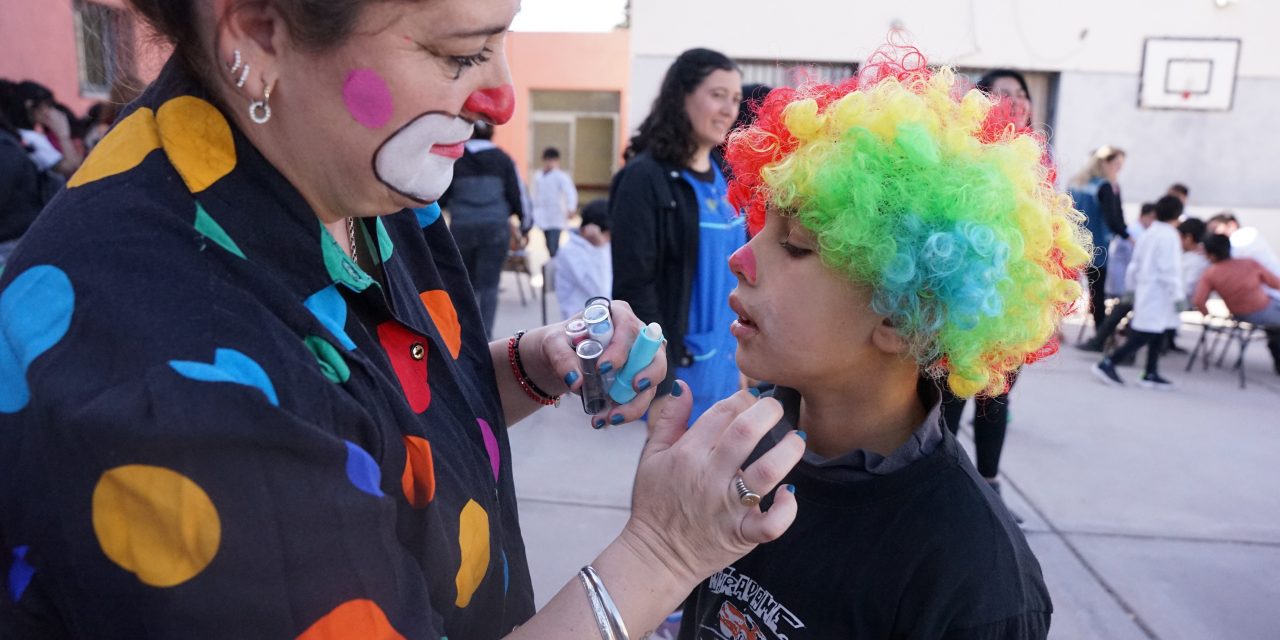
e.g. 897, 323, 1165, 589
554, 200, 611, 320
1178, 218, 1210, 297
531, 147, 578, 257
1208, 212, 1280, 302
1093, 196, 1185, 389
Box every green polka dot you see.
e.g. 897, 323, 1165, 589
320, 221, 375, 292
194, 202, 246, 259
375, 217, 394, 263
305, 335, 350, 383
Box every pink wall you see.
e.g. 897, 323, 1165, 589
0, 0, 165, 115
497, 30, 631, 186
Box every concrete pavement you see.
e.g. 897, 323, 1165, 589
488, 250, 1280, 639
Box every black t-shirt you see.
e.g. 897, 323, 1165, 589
679, 397, 1051, 639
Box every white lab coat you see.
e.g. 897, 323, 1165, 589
532, 168, 578, 230
1125, 221, 1184, 332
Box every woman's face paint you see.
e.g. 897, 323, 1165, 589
373, 83, 514, 203
343, 69, 395, 129
374, 113, 474, 204
728, 244, 757, 285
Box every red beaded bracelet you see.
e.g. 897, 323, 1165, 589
508, 331, 561, 406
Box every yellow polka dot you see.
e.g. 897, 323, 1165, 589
92, 465, 221, 588
156, 96, 237, 193
67, 108, 161, 188
455, 499, 490, 608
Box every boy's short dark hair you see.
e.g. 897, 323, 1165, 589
1139, 202, 1157, 217
1203, 234, 1232, 261
542, 147, 560, 160
472, 121, 494, 140
1178, 217, 1207, 243
1153, 195, 1183, 222
580, 199, 610, 232
1207, 212, 1238, 229
1168, 183, 1189, 198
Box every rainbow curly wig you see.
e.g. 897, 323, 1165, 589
725, 44, 1092, 398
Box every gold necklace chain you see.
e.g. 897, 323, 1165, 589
346, 217, 358, 264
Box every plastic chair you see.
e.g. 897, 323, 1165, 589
502, 250, 533, 306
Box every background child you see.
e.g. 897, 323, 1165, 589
553, 199, 612, 319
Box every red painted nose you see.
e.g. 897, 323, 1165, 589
728, 245, 757, 284
463, 84, 515, 125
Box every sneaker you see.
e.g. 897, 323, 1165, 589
1092, 360, 1124, 386
1137, 372, 1175, 390
1076, 338, 1104, 352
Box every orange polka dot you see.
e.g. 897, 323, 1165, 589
155, 96, 236, 193
68, 108, 161, 188
401, 435, 436, 508
296, 599, 405, 640
419, 290, 462, 359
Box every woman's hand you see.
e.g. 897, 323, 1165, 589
618, 384, 806, 587
521, 299, 667, 428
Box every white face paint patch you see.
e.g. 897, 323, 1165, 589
374, 112, 474, 204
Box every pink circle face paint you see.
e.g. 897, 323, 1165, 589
343, 69, 394, 129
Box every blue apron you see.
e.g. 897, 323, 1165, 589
677, 164, 746, 421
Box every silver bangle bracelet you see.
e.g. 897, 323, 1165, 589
579, 568, 617, 640
583, 565, 630, 640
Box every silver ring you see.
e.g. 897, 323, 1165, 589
734, 476, 761, 507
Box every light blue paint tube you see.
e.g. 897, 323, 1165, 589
609, 322, 664, 404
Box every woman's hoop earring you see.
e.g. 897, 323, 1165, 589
249, 81, 273, 125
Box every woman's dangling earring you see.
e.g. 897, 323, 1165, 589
249, 80, 273, 125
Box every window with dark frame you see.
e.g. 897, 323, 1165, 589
74, 1, 135, 97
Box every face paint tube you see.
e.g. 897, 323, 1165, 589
565, 318, 589, 346
575, 339, 612, 415
587, 318, 614, 349
583, 302, 612, 345
609, 322, 664, 405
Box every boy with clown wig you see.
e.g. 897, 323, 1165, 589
677, 44, 1088, 639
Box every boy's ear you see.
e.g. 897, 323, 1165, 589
871, 317, 910, 355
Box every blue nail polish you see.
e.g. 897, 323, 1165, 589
796, 430, 807, 441
785, 484, 796, 494
610, 414, 625, 425
636, 378, 651, 391
670, 381, 684, 397
748, 387, 761, 397
565, 371, 580, 386
593, 418, 606, 429
599, 362, 614, 375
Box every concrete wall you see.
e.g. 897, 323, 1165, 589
0, 0, 166, 114
497, 30, 631, 183
1055, 72, 1280, 208
627, 0, 1279, 237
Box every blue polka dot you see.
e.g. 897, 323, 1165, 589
303, 286, 356, 350
344, 441, 384, 497
169, 348, 279, 406
414, 203, 442, 229
0, 265, 74, 414
8, 546, 34, 603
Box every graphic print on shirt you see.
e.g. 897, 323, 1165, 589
698, 567, 805, 640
